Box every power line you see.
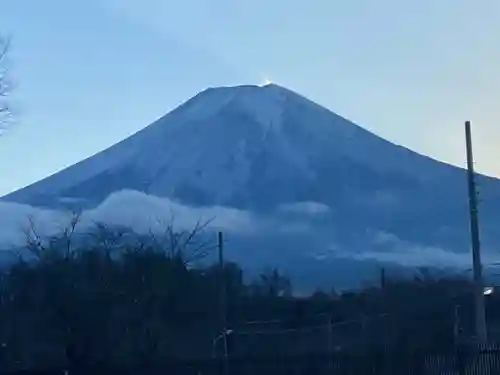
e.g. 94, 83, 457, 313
231, 313, 391, 336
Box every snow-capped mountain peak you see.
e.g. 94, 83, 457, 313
3, 83, 462, 211
176, 84, 290, 134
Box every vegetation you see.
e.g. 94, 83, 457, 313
0, 220, 497, 371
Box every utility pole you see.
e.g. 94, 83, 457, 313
380, 267, 386, 289
327, 315, 334, 371
465, 120, 487, 343
218, 231, 229, 374
453, 304, 461, 346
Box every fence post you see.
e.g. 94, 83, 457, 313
456, 344, 466, 375
412, 349, 424, 375
369, 346, 384, 375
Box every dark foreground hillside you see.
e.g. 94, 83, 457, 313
0, 223, 499, 372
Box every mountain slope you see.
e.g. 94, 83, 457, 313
3, 84, 470, 208
3, 83, 500, 289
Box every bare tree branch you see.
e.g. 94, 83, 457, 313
55, 212, 81, 259
0, 35, 11, 127
85, 221, 134, 257
150, 216, 216, 265
19, 212, 83, 261
21, 215, 47, 260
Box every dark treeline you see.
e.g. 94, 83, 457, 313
0, 220, 498, 371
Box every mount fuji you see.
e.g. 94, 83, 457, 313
4, 83, 500, 289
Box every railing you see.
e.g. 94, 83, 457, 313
3, 345, 500, 375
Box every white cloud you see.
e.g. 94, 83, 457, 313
332, 230, 500, 269
0, 190, 331, 253
335, 246, 472, 268
372, 230, 400, 246
78, 190, 256, 234
0, 201, 69, 248
0, 190, 258, 250
278, 201, 330, 215
2, 194, 497, 275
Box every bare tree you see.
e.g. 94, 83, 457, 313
54, 212, 82, 259
148, 216, 216, 264
0, 35, 11, 128
22, 214, 47, 259
86, 221, 136, 256
22, 212, 82, 260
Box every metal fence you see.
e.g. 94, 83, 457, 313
3, 345, 500, 375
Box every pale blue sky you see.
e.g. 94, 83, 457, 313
0, 0, 498, 196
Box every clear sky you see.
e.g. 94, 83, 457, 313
0, 0, 498, 196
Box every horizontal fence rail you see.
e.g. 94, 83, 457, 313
3, 344, 500, 375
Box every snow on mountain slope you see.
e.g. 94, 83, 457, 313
3, 83, 465, 210
4, 83, 500, 290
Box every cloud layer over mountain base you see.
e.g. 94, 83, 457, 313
0, 190, 493, 275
